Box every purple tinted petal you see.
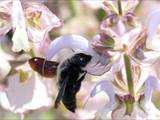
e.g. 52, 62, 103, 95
147, 9, 160, 51
135, 68, 150, 93
85, 63, 112, 76
90, 80, 115, 103
144, 76, 154, 103
46, 35, 95, 60
89, 80, 117, 119
144, 75, 160, 103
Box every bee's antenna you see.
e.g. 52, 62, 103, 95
71, 48, 75, 52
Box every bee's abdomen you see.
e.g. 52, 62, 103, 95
62, 90, 76, 113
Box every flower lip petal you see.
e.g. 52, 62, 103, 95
87, 80, 117, 119
0, 73, 52, 114
84, 62, 112, 76
46, 35, 95, 60
146, 9, 160, 51
144, 75, 160, 104
90, 80, 115, 103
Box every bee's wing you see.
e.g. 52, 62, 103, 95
54, 76, 68, 108
28, 57, 59, 78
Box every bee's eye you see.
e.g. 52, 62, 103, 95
80, 57, 84, 61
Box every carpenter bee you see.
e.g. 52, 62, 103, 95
28, 53, 92, 113
54, 53, 92, 113
28, 57, 59, 78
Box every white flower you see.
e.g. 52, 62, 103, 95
0, 72, 53, 115
0, 0, 62, 52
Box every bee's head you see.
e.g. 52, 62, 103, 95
71, 53, 92, 67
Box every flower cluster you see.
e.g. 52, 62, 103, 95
0, 0, 62, 119
0, 0, 160, 120
45, 0, 160, 119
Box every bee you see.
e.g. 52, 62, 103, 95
28, 53, 92, 113
54, 53, 92, 112
28, 57, 59, 78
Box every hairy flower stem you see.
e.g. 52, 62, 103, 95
123, 54, 135, 115
118, 0, 122, 15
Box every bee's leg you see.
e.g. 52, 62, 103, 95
73, 71, 87, 93
77, 71, 87, 83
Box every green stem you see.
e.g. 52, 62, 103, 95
67, 0, 78, 17
123, 54, 135, 96
123, 54, 135, 115
118, 0, 122, 15
29, 48, 35, 57
125, 100, 134, 116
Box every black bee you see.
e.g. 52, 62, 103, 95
54, 53, 92, 112
28, 53, 92, 112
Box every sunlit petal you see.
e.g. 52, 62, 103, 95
12, 27, 30, 52
11, 0, 30, 52
12, 0, 25, 28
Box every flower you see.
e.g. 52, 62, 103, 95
0, 62, 56, 119
0, 0, 62, 52
45, 0, 160, 119
0, 36, 14, 81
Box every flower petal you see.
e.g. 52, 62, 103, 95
0, 73, 52, 114
12, 0, 25, 28
11, 0, 30, 52
24, 2, 62, 42
146, 9, 160, 51
88, 80, 118, 119
121, 0, 139, 15
12, 27, 30, 52
84, 52, 121, 76
0, 58, 11, 81
103, 0, 118, 15
144, 75, 160, 104
46, 35, 95, 60
135, 67, 150, 93
0, 0, 11, 35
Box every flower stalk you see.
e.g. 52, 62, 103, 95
123, 53, 135, 115
118, 0, 122, 15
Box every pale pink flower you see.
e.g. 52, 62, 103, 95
0, 0, 62, 52
0, 62, 56, 119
